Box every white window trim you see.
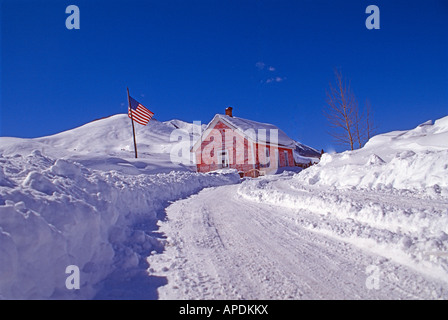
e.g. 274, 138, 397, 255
218, 149, 229, 168
284, 150, 289, 167
275, 149, 280, 167
265, 146, 271, 168
250, 143, 256, 169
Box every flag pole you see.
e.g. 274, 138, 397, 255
127, 87, 138, 158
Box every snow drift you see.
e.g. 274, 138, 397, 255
300, 116, 448, 197
238, 116, 448, 282
0, 115, 240, 299
0, 114, 203, 174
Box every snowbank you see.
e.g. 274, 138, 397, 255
0, 151, 239, 299
238, 175, 448, 280
0, 116, 240, 299
237, 116, 448, 281
298, 116, 448, 197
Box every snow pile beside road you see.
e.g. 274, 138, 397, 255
238, 116, 448, 281
238, 174, 448, 282
300, 116, 448, 197
0, 149, 240, 300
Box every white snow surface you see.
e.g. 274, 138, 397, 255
1, 114, 448, 299
148, 117, 448, 299
0, 115, 240, 299
301, 117, 448, 195
0, 114, 203, 174
148, 179, 448, 299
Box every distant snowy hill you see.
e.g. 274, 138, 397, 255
0, 114, 202, 174
293, 141, 321, 164
163, 119, 207, 133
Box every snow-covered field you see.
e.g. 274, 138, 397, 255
1, 114, 447, 299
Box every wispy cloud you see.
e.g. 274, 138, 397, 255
265, 76, 286, 84
255, 61, 265, 70
256, 61, 285, 84
256, 62, 276, 72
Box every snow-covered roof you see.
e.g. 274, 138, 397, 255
205, 114, 296, 148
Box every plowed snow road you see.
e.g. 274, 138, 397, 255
147, 184, 448, 299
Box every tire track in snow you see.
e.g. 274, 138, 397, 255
238, 177, 448, 281
147, 184, 448, 299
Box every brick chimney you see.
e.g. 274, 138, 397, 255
225, 106, 233, 117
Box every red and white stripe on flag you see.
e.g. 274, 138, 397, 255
128, 97, 154, 126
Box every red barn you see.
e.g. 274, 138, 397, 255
191, 107, 296, 177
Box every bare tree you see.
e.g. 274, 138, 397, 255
324, 69, 377, 150
324, 69, 359, 150
353, 102, 364, 149
364, 99, 376, 141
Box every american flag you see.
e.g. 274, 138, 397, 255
128, 96, 154, 126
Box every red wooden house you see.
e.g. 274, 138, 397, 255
191, 107, 296, 177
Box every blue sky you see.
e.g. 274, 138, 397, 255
1, 0, 447, 152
